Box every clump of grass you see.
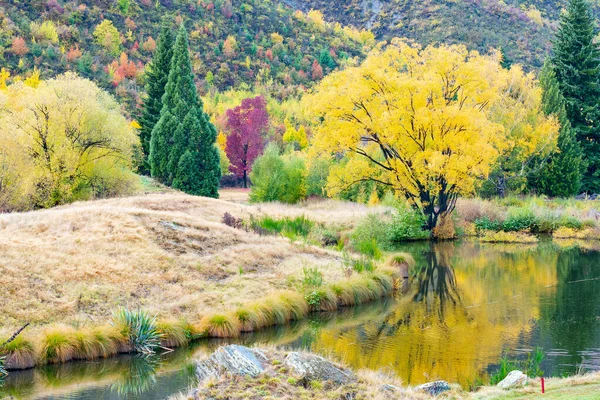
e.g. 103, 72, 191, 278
0, 335, 36, 370
343, 254, 377, 273
490, 348, 545, 385
156, 320, 190, 348
384, 253, 416, 269
277, 291, 309, 321
302, 266, 323, 288
478, 230, 538, 244
235, 307, 263, 332
40, 325, 77, 364
250, 215, 314, 239
112, 308, 163, 354
89, 325, 124, 359
200, 313, 241, 338
554, 227, 600, 240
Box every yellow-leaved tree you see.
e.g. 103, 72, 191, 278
0, 72, 139, 211
304, 39, 558, 230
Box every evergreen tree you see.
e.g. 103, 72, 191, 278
552, 0, 600, 193
530, 61, 584, 197
139, 25, 173, 175
150, 25, 221, 197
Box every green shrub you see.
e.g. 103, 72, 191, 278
350, 213, 390, 250
306, 158, 330, 197
386, 206, 429, 242
249, 144, 306, 204
474, 216, 502, 231
353, 238, 382, 259
502, 208, 537, 231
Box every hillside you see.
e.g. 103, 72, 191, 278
289, 0, 599, 69
0, 192, 385, 330
0, 0, 372, 112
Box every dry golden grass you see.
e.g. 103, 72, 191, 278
0, 192, 384, 332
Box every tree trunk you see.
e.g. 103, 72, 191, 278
243, 170, 247, 189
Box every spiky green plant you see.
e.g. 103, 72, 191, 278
112, 309, 163, 354
0, 355, 7, 378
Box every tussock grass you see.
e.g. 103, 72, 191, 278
40, 326, 77, 364
157, 320, 190, 348
384, 252, 416, 268
277, 291, 309, 321
200, 313, 241, 338
234, 307, 263, 332
0, 335, 36, 370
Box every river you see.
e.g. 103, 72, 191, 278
2, 239, 600, 399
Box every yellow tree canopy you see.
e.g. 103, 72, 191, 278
304, 39, 558, 229
0, 72, 139, 211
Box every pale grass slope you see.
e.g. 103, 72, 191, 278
0, 193, 384, 331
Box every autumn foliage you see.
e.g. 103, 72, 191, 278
225, 96, 269, 188
305, 40, 558, 229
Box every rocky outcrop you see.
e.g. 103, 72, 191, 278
195, 345, 266, 383
497, 370, 528, 389
284, 351, 356, 385
415, 380, 451, 396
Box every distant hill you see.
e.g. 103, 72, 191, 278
0, 0, 372, 111
287, 0, 597, 69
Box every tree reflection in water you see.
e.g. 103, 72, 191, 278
412, 243, 464, 322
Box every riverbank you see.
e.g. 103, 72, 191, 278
170, 345, 600, 400
0, 192, 404, 370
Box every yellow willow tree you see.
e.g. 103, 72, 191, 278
0, 72, 139, 211
304, 40, 558, 230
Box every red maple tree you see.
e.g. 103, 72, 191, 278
225, 96, 269, 188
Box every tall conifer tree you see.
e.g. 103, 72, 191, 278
531, 61, 584, 197
552, 0, 600, 192
150, 24, 220, 196
139, 25, 173, 175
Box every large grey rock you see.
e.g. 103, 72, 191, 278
497, 370, 528, 389
284, 352, 356, 385
195, 345, 266, 383
415, 380, 451, 396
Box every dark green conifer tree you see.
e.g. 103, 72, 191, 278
139, 25, 173, 175
150, 24, 221, 196
530, 61, 584, 197
552, 0, 600, 193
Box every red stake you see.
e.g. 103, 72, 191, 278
541, 377, 545, 394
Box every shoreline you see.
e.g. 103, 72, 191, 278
1, 267, 401, 371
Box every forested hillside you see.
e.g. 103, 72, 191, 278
0, 0, 373, 111
288, 0, 599, 68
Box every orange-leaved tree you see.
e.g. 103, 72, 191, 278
304, 39, 557, 230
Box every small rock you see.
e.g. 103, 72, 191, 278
415, 380, 451, 396
380, 383, 402, 393
196, 345, 265, 383
284, 352, 356, 385
497, 370, 528, 389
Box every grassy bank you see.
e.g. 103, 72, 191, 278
0, 192, 404, 370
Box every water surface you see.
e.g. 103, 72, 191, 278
2, 240, 600, 399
